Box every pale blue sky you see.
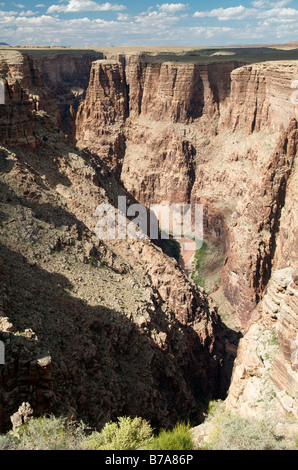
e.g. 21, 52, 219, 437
0, 1, 297, 46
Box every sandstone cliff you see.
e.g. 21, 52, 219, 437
0, 51, 36, 150
221, 118, 298, 325
75, 59, 127, 177
225, 61, 298, 134
0, 49, 102, 147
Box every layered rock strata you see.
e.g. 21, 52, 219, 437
225, 61, 298, 134
75, 60, 127, 177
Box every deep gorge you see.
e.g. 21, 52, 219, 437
0, 47, 297, 439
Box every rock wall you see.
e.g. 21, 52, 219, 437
0, 52, 37, 149
125, 61, 238, 122
0, 50, 101, 148
221, 118, 298, 325
224, 61, 298, 134
226, 268, 298, 428
270, 270, 298, 403
75, 59, 127, 177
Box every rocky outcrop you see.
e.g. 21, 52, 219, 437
224, 61, 298, 134
274, 142, 298, 271
75, 59, 127, 177
221, 118, 298, 325
226, 268, 298, 429
270, 270, 298, 405
0, 50, 101, 147
0, 55, 36, 149
10, 402, 33, 432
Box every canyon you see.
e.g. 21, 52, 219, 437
0, 45, 297, 445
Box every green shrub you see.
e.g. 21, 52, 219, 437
82, 416, 153, 450
8, 415, 87, 450
147, 422, 193, 451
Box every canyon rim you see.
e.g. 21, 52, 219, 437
0, 40, 297, 450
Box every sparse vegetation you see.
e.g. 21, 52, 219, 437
198, 400, 291, 450
0, 415, 196, 451
1, 415, 88, 450
88, 256, 96, 266
0, 405, 296, 451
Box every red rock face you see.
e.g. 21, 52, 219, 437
221, 119, 298, 325
0, 73, 36, 150
75, 60, 128, 177
224, 62, 298, 134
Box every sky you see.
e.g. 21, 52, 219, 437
0, 0, 297, 47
